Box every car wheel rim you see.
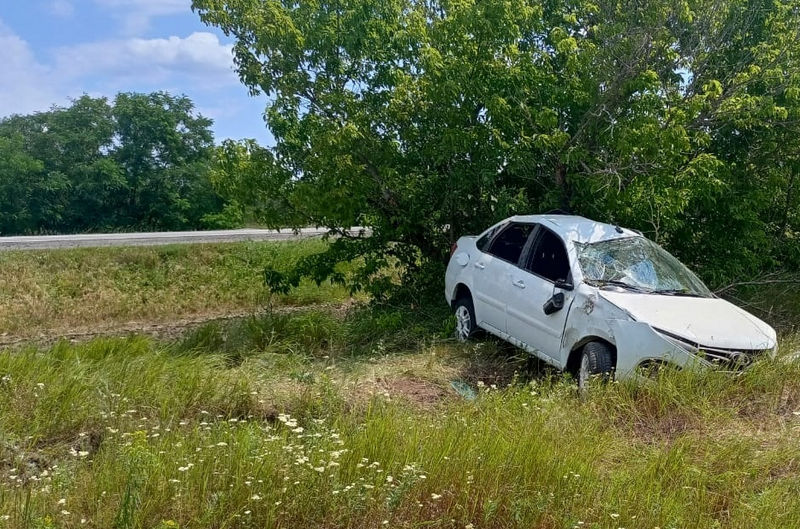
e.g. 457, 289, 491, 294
455, 305, 471, 341
578, 353, 590, 390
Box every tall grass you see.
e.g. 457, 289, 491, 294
2, 321, 800, 529
1, 244, 798, 527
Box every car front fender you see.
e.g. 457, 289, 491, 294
609, 319, 706, 379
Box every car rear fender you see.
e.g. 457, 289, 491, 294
445, 236, 478, 303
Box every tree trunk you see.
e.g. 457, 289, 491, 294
555, 163, 571, 212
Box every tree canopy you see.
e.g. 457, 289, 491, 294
0, 92, 240, 235
194, 0, 800, 296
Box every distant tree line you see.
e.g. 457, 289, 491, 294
0, 92, 247, 235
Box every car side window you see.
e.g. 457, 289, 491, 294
476, 222, 506, 252
525, 228, 570, 282
485, 223, 535, 264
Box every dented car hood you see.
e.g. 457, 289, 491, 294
598, 290, 777, 350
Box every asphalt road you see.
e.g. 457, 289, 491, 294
0, 228, 366, 250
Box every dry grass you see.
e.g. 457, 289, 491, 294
0, 240, 353, 341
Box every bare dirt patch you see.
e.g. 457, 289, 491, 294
629, 410, 702, 443
377, 376, 449, 406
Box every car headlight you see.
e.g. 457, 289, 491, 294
653, 328, 699, 354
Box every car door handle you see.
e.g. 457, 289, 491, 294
512, 279, 526, 289
474, 262, 486, 270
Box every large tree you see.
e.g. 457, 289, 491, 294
0, 133, 54, 235
0, 92, 233, 235
113, 92, 222, 230
194, 0, 800, 295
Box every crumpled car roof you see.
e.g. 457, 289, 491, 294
509, 214, 640, 244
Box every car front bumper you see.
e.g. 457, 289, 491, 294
609, 319, 773, 379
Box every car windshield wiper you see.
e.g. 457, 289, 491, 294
653, 288, 703, 297
587, 279, 651, 293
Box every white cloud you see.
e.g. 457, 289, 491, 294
0, 20, 238, 119
0, 20, 265, 143
54, 32, 237, 88
47, 0, 75, 17
0, 20, 65, 116
93, 0, 191, 34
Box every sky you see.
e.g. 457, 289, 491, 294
0, 0, 274, 145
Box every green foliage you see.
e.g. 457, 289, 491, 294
209, 139, 302, 227
0, 92, 239, 235
112, 92, 222, 230
194, 0, 800, 293
0, 133, 51, 234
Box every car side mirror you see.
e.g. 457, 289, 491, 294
543, 292, 565, 315
554, 279, 574, 291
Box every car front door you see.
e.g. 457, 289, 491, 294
506, 226, 574, 366
471, 222, 535, 336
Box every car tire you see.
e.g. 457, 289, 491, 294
578, 341, 614, 391
453, 295, 477, 342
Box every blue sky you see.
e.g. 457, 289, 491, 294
0, 0, 274, 145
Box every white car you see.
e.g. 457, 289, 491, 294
445, 214, 778, 388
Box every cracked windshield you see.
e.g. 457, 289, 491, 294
577, 237, 713, 297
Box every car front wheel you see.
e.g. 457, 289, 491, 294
578, 341, 614, 391
453, 295, 477, 342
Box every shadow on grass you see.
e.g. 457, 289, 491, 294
451, 336, 562, 389
171, 301, 568, 394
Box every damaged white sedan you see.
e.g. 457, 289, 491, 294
445, 214, 778, 389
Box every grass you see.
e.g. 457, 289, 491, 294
2, 241, 800, 528
0, 240, 353, 340
1, 305, 800, 528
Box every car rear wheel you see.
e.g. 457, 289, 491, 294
453, 295, 477, 342
578, 341, 614, 391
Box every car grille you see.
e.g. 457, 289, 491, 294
699, 346, 768, 370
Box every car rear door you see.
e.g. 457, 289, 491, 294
471, 222, 535, 336
506, 226, 574, 366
